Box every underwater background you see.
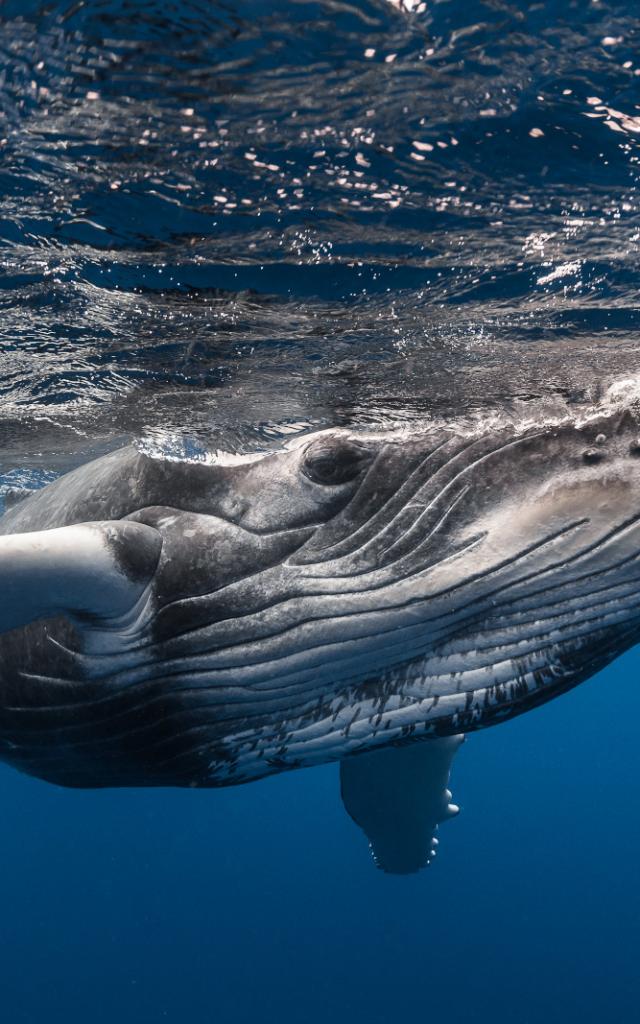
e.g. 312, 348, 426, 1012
1, 1, 640, 1021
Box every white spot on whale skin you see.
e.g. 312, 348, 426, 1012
157, 515, 179, 529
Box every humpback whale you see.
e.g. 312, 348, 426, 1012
2, 398, 640, 873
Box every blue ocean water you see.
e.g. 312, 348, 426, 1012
1, 1, 640, 1021
3, 651, 640, 1024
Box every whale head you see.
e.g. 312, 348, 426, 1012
3, 400, 640, 792
111, 402, 640, 784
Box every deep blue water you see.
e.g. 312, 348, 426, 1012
3, 650, 640, 1023
2, 1, 640, 1021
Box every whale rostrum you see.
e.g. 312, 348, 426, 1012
2, 401, 640, 873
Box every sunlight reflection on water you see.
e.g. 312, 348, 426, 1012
0, 0, 639, 477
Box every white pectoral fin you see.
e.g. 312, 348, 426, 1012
340, 735, 464, 874
0, 521, 162, 635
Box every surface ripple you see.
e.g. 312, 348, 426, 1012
0, 0, 639, 482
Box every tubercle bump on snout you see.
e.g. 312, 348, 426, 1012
582, 448, 606, 464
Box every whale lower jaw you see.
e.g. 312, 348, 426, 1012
2, 611, 636, 791
1, 592, 637, 791
210, 621, 637, 785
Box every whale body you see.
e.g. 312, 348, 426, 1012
1, 402, 640, 872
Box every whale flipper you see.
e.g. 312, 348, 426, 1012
340, 736, 464, 874
0, 521, 162, 635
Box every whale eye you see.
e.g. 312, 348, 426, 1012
302, 438, 370, 486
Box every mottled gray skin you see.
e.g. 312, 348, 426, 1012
1, 405, 640, 789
